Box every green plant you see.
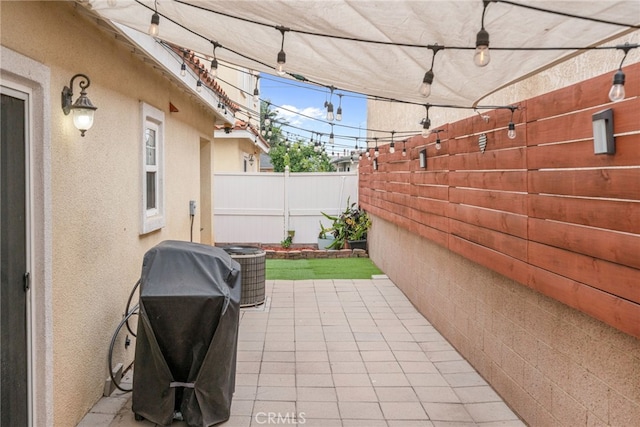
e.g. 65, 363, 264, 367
318, 221, 333, 239
280, 234, 293, 248
321, 198, 371, 249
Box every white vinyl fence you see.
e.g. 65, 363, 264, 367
213, 170, 358, 244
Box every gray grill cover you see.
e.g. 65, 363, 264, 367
132, 240, 241, 427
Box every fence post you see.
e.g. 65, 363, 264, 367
283, 165, 290, 241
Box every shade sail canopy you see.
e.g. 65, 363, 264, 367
88, 0, 639, 106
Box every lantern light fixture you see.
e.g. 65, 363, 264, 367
61, 73, 98, 137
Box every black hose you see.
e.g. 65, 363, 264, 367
125, 279, 141, 337
108, 304, 139, 393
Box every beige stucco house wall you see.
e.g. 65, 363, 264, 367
0, 1, 243, 425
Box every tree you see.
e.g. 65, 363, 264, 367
260, 100, 335, 173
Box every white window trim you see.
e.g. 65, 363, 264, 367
140, 102, 165, 234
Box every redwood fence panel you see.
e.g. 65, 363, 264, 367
359, 62, 640, 339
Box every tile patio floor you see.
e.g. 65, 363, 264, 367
81, 278, 525, 427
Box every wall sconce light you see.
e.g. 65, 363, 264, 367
373, 158, 378, 171
248, 154, 255, 166
592, 108, 615, 154
419, 149, 427, 169
61, 74, 97, 137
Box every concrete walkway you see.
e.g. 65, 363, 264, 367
80, 278, 524, 426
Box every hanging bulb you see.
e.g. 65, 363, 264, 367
268, 129, 272, 137
507, 122, 516, 139
474, 28, 490, 67
336, 106, 343, 121
329, 133, 335, 144
265, 117, 271, 126
149, 12, 160, 37
402, 146, 407, 157
435, 138, 441, 150
196, 79, 202, 92
365, 150, 370, 158
210, 58, 218, 78
253, 87, 260, 103
389, 141, 395, 154
419, 70, 434, 97
608, 70, 626, 102
276, 50, 286, 76
421, 118, 431, 138
374, 147, 379, 157
326, 103, 334, 121
180, 63, 186, 77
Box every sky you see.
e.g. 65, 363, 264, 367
259, 74, 368, 156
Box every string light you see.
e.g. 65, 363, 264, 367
419, 45, 442, 97
609, 43, 632, 102
421, 105, 431, 137
148, 1, 160, 37
253, 75, 260, 103
374, 138, 379, 157
402, 140, 407, 156
180, 62, 186, 76
507, 106, 517, 139
432, 129, 444, 150
210, 41, 220, 78
329, 124, 335, 144
474, 0, 491, 67
336, 94, 343, 121
276, 26, 288, 76
389, 131, 396, 154
196, 68, 203, 92
325, 87, 335, 121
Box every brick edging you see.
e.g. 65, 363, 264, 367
265, 248, 368, 259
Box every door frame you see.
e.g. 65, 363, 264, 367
1, 46, 53, 427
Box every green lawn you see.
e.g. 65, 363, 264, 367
266, 257, 383, 280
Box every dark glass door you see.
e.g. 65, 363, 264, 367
1, 91, 29, 427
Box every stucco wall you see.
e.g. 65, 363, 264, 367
214, 137, 259, 172
2, 2, 219, 425
368, 215, 640, 425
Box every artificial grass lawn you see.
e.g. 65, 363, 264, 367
266, 257, 383, 280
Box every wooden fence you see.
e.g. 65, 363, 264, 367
360, 62, 640, 339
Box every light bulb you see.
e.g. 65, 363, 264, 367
329, 133, 335, 144
474, 29, 490, 67
210, 58, 218, 78
402, 147, 407, 156
180, 63, 186, 76
253, 88, 259, 103
374, 148, 379, 157
507, 122, 516, 139
326, 103, 334, 121
336, 107, 342, 121
276, 50, 286, 76
265, 118, 271, 126
421, 118, 431, 138
422, 127, 430, 138
389, 142, 395, 154
149, 12, 160, 37
419, 70, 434, 97
365, 151, 370, 158
435, 139, 441, 150
196, 80, 202, 92
608, 70, 626, 102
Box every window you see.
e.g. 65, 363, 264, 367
140, 102, 165, 234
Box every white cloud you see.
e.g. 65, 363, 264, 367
274, 104, 325, 127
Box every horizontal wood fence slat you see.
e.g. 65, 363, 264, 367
360, 63, 640, 338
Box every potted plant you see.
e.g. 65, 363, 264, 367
321, 198, 371, 250
317, 221, 335, 250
